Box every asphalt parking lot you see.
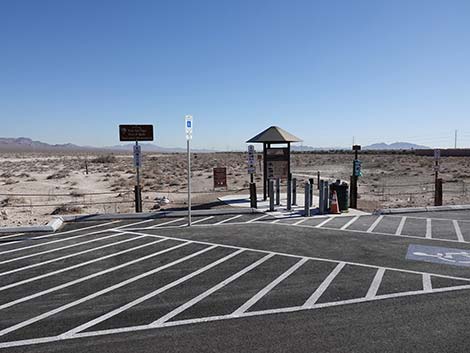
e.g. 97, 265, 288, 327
1, 211, 470, 353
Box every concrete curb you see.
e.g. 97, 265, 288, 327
0, 208, 262, 234
61, 208, 262, 222
0, 217, 64, 234
374, 204, 470, 215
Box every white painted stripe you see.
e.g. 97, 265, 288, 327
426, 219, 432, 239
453, 220, 464, 242
0, 233, 25, 248
113, 219, 155, 230
4, 283, 470, 350
0, 233, 121, 266
0, 235, 146, 278
61, 249, 244, 337
271, 219, 280, 224
0, 219, 122, 249
341, 216, 360, 230
365, 268, 385, 299
423, 274, 432, 291
315, 217, 334, 228
189, 216, 215, 225
367, 216, 384, 233
0, 245, 217, 336
148, 218, 185, 228
0, 235, 157, 291
0, 228, 113, 256
0, 240, 187, 311
271, 220, 470, 245
151, 253, 275, 326
232, 258, 308, 316
303, 262, 345, 308
395, 216, 407, 235
246, 214, 269, 223
293, 218, 307, 226
120, 230, 470, 283
214, 215, 243, 225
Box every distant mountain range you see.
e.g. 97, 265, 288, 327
0, 137, 431, 153
363, 142, 430, 150
0, 137, 214, 153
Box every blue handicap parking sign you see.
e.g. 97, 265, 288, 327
187, 121, 192, 128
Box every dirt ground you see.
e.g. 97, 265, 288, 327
1, 151, 469, 227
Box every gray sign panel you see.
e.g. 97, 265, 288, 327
406, 244, 470, 267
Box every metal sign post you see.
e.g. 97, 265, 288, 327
350, 145, 361, 208
119, 124, 154, 214
133, 142, 142, 212
434, 149, 442, 206
185, 115, 193, 226
247, 145, 257, 208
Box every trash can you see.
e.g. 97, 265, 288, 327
330, 180, 349, 212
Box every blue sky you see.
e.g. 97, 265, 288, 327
1, 0, 469, 149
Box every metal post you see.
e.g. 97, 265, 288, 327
436, 178, 443, 206
287, 175, 292, 211
317, 171, 320, 190
269, 179, 275, 212
250, 183, 257, 208
319, 180, 324, 215
135, 141, 142, 213
275, 177, 280, 206
292, 178, 297, 205
304, 182, 311, 217
187, 138, 191, 226
309, 178, 314, 207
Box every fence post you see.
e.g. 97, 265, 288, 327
309, 178, 314, 207
134, 185, 142, 213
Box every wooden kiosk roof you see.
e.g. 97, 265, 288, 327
246, 126, 302, 143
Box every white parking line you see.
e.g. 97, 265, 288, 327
365, 268, 385, 299
0, 233, 122, 266
0, 229, 114, 257
271, 219, 280, 224
426, 219, 432, 239
151, 253, 275, 326
0, 235, 156, 292
303, 262, 346, 308
341, 216, 360, 230
315, 217, 334, 228
120, 230, 470, 283
293, 218, 307, 226
453, 220, 464, 242
246, 214, 269, 223
395, 217, 407, 236
367, 216, 384, 233
423, 274, 432, 291
232, 257, 308, 316
214, 215, 243, 225
148, 218, 185, 229
0, 239, 185, 311
61, 249, 245, 337
189, 216, 215, 225
0, 245, 217, 337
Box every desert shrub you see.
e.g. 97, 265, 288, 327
4, 179, 18, 185
47, 170, 69, 179
69, 190, 84, 197
51, 205, 83, 215
0, 172, 13, 178
91, 155, 117, 164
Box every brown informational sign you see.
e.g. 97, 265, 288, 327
213, 167, 227, 188
266, 148, 289, 180
119, 125, 154, 141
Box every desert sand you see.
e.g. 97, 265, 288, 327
1, 151, 469, 227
